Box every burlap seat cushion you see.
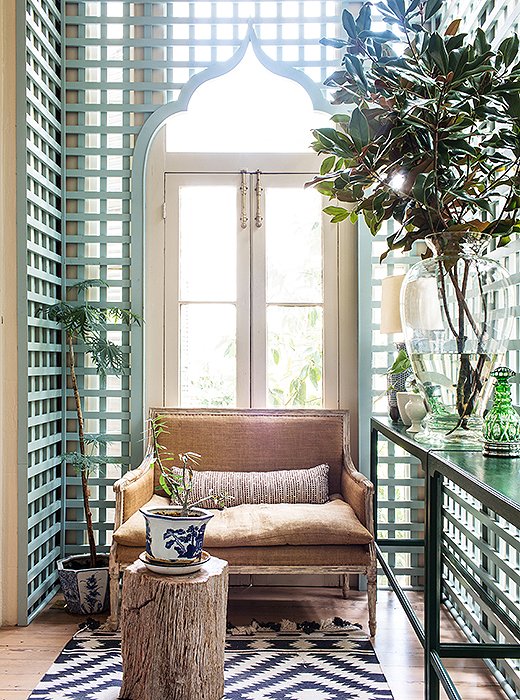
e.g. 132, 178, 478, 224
113, 494, 373, 548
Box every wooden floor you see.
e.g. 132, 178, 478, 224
0, 586, 506, 700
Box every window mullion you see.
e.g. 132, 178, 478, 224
249, 172, 267, 407
236, 173, 252, 407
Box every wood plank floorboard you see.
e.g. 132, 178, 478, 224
0, 588, 507, 700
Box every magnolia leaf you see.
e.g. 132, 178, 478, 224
374, 30, 400, 43
445, 139, 477, 156
445, 19, 461, 36
343, 54, 368, 89
323, 70, 349, 87
320, 155, 336, 175
342, 9, 357, 39
315, 181, 335, 196
320, 37, 349, 49
474, 28, 491, 55
313, 1, 520, 257
323, 205, 350, 223
412, 172, 434, 204
349, 107, 370, 150
385, 64, 438, 86
424, 0, 443, 21
429, 32, 449, 74
406, 0, 423, 14
356, 3, 371, 32
504, 92, 520, 119
446, 34, 467, 53
498, 35, 520, 68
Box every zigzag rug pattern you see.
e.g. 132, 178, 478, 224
29, 623, 393, 700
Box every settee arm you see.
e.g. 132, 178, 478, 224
341, 455, 375, 535
113, 453, 155, 529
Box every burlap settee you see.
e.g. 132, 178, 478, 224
107, 408, 377, 634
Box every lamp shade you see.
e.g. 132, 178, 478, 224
401, 277, 443, 331
380, 274, 405, 334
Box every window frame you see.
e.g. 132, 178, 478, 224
145, 148, 356, 414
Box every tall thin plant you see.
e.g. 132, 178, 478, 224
39, 280, 141, 567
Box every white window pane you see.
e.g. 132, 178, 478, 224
179, 186, 236, 301
266, 187, 323, 303
180, 304, 236, 407
267, 306, 323, 407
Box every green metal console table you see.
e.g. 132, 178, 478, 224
370, 416, 520, 700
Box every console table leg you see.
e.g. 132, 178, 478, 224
425, 468, 442, 700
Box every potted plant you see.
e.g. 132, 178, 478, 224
310, 1, 520, 444
140, 417, 228, 571
38, 280, 141, 613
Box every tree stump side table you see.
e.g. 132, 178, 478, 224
120, 557, 228, 700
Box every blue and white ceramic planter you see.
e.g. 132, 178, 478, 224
140, 506, 213, 564
57, 554, 110, 614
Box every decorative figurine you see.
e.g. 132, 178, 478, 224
482, 367, 520, 458
405, 395, 427, 434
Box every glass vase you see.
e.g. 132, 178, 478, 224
400, 232, 513, 447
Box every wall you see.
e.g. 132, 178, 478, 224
0, 0, 19, 626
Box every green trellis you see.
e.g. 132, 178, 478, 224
17, 0, 63, 624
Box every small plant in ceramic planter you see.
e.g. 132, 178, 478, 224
140, 417, 229, 568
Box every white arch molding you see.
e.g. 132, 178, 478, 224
130, 26, 339, 465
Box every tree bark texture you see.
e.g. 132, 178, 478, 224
120, 557, 228, 700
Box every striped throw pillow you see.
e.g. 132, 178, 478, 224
169, 464, 330, 506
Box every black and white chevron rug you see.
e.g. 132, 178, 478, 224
29, 619, 393, 700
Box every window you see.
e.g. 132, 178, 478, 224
144, 50, 357, 418
153, 156, 340, 409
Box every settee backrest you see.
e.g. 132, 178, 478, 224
148, 408, 350, 495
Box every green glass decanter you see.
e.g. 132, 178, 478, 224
482, 367, 520, 457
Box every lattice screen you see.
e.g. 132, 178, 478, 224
20, 0, 63, 623
62, 0, 345, 558
358, 221, 424, 588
